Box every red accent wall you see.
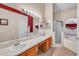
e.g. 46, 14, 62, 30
28, 15, 33, 32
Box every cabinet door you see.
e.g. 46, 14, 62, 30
38, 36, 52, 52
38, 41, 46, 52
43, 37, 52, 51
25, 46, 38, 56
38, 39, 49, 52
18, 52, 25, 56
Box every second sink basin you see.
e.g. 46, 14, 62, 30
9, 43, 26, 52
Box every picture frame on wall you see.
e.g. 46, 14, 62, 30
0, 18, 8, 25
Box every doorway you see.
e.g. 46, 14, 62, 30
54, 21, 63, 47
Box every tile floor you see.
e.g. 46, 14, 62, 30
38, 47, 77, 56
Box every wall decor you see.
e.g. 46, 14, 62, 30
65, 23, 77, 30
0, 18, 8, 25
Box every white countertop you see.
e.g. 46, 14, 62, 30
0, 34, 52, 56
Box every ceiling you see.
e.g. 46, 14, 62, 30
53, 3, 77, 13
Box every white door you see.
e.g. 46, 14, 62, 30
19, 17, 28, 38
54, 21, 63, 47
55, 22, 62, 43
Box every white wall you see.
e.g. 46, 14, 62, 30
54, 8, 77, 21
77, 4, 79, 19
45, 3, 53, 32
3, 3, 22, 11
77, 4, 79, 55
0, 8, 27, 43
45, 3, 53, 46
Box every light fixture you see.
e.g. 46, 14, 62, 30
23, 8, 42, 18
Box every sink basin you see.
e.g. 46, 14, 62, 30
9, 43, 26, 52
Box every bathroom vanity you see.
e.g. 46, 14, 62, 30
18, 45, 38, 56
0, 34, 52, 56
18, 36, 52, 56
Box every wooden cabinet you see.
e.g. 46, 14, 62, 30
38, 41, 47, 52
18, 45, 38, 56
26, 45, 38, 56
18, 36, 52, 56
38, 37, 52, 52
